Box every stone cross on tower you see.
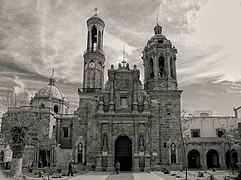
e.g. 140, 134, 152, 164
121, 44, 126, 67
156, 12, 159, 25
94, 8, 98, 15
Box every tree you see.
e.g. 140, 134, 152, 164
219, 125, 240, 175
1, 88, 47, 178
179, 110, 193, 180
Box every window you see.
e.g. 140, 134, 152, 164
39, 103, 45, 109
159, 56, 165, 78
149, 58, 154, 79
164, 143, 167, 148
54, 105, 58, 113
52, 125, 56, 138
216, 128, 225, 137
91, 26, 97, 51
200, 113, 209, 117
158, 40, 163, 44
171, 143, 176, 163
191, 129, 200, 138
63, 127, 68, 138
120, 97, 128, 107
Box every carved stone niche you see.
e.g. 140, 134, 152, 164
115, 91, 131, 113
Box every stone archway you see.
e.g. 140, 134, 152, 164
188, 149, 200, 168
115, 136, 132, 171
207, 149, 220, 168
226, 149, 238, 169
38, 150, 50, 167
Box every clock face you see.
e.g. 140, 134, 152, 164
89, 62, 95, 67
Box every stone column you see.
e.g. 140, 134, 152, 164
133, 154, 140, 171
153, 54, 158, 78
74, 148, 78, 163
96, 123, 102, 171
167, 55, 171, 78
201, 143, 207, 169
109, 80, 114, 112
106, 122, 114, 171
95, 155, 102, 171
82, 146, 85, 164
106, 155, 115, 171
132, 94, 138, 113
57, 119, 61, 143
144, 123, 151, 171
134, 122, 138, 153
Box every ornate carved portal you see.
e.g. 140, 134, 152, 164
115, 136, 132, 171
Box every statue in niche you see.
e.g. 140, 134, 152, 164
139, 135, 144, 147
103, 134, 108, 147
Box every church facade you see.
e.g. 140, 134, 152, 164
1, 12, 184, 171
74, 13, 183, 171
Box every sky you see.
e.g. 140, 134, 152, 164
0, 0, 241, 116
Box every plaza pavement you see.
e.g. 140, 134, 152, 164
68, 170, 239, 180
69, 171, 165, 180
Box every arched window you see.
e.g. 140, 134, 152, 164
39, 103, 45, 109
54, 105, 58, 113
98, 31, 101, 49
149, 58, 154, 79
91, 26, 97, 51
159, 56, 165, 78
77, 143, 83, 163
170, 57, 174, 78
171, 143, 176, 163
97, 62, 102, 69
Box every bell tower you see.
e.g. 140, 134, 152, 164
142, 23, 178, 91
83, 9, 105, 93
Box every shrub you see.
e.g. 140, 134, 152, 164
197, 171, 204, 177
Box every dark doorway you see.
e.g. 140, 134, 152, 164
207, 149, 220, 168
115, 136, 132, 171
39, 150, 50, 167
226, 149, 238, 169
188, 149, 200, 168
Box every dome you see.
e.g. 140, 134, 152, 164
87, 13, 105, 27
35, 78, 65, 100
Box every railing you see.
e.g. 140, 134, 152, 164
84, 48, 105, 55
78, 88, 102, 93
8, 106, 54, 114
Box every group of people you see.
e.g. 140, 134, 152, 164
67, 160, 121, 176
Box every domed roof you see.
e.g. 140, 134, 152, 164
35, 78, 65, 100
87, 13, 105, 27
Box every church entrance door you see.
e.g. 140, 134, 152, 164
115, 136, 132, 171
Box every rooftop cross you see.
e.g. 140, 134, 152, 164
51, 68, 55, 79
121, 44, 126, 67
156, 12, 159, 25
94, 8, 98, 15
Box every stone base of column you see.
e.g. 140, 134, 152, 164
106, 166, 115, 171
144, 167, 151, 172
95, 166, 102, 171
133, 166, 140, 172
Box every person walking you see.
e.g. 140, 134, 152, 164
115, 161, 120, 174
67, 160, 74, 176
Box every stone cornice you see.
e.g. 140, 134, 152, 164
146, 89, 183, 94
95, 112, 152, 117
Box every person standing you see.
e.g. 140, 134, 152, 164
67, 160, 74, 176
115, 161, 120, 174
